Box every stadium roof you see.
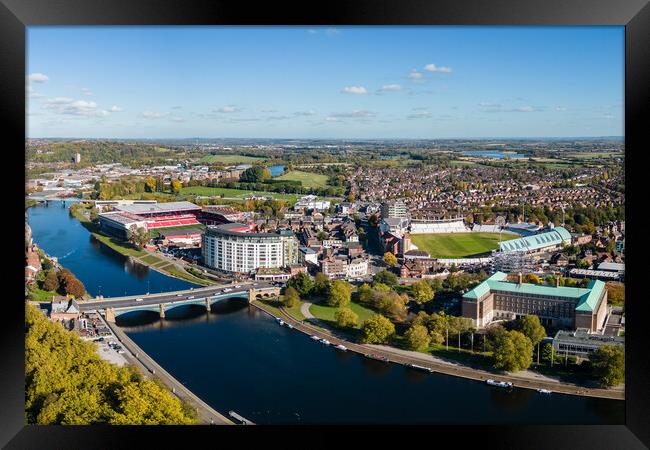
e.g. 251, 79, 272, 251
115, 201, 200, 214
499, 227, 571, 253
463, 272, 605, 313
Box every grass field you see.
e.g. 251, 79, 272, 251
198, 154, 266, 165
309, 301, 376, 329
275, 170, 329, 188
149, 223, 205, 238
410, 232, 518, 258
179, 186, 298, 202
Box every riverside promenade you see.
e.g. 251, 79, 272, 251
102, 316, 234, 425
252, 301, 624, 401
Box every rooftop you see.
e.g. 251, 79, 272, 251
463, 271, 606, 313
554, 329, 624, 346
499, 227, 571, 253
115, 201, 200, 214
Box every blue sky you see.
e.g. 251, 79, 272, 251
26, 26, 624, 139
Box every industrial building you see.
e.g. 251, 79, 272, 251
462, 271, 608, 332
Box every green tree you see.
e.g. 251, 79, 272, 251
404, 324, 432, 351
171, 179, 182, 195
240, 166, 270, 183
540, 342, 554, 364
282, 286, 300, 308
411, 279, 435, 304
383, 252, 398, 267
89, 207, 99, 223
286, 272, 314, 297
373, 270, 398, 287
492, 330, 534, 372
334, 307, 359, 328
144, 176, 156, 193
525, 273, 542, 284
313, 272, 331, 296
316, 231, 329, 241
127, 224, 150, 249
360, 314, 396, 344
512, 315, 547, 347
327, 280, 352, 307
42, 269, 60, 292
590, 344, 625, 387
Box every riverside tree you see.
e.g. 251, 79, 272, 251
42, 269, 60, 292
335, 307, 359, 329
491, 330, 534, 372
360, 314, 395, 344
57, 269, 86, 298
286, 272, 313, 297
512, 315, 546, 347
313, 272, 331, 296
404, 324, 431, 351
282, 286, 301, 308
127, 224, 150, 249
590, 344, 625, 387
327, 280, 352, 307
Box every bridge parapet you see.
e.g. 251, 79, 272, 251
249, 286, 281, 302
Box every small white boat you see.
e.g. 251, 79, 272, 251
320, 339, 331, 345
537, 389, 552, 395
278, 319, 285, 326
287, 324, 293, 329
310, 335, 320, 340
486, 379, 513, 389
335, 344, 347, 351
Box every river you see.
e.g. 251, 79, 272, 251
26, 200, 624, 425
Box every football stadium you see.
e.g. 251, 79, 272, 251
409, 232, 518, 258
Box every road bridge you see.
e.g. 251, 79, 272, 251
78, 281, 281, 322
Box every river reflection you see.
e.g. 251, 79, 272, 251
122, 300, 625, 425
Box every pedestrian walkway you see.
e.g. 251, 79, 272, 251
300, 302, 315, 319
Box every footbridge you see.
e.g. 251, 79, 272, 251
78, 282, 281, 322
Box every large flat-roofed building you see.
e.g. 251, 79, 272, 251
202, 223, 299, 273
497, 226, 571, 254
198, 205, 246, 225
552, 329, 624, 359
98, 201, 202, 238
462, 272, 608, 332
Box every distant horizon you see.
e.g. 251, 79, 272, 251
28, 135, 624, 141
27, 26, 624, 139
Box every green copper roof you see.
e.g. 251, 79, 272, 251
463, 272, 605, 313
499, 226, 571, 253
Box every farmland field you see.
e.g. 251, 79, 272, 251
179, 186, 299, 202
198, 154, 266, 165
410, 232, 518, 258
275, 170, 329, 188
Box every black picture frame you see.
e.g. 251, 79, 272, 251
2, 0, 648, 448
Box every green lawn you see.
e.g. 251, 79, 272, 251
198, 154, 267, 165
140, 254, 162, 265
410, 232, 518, 258
309, 301, 376, 329
179, 186, 298, 202
276, 170, 329, 188
163, 266, 211, 286
149, 224, 205, 238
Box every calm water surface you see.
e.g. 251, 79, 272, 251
27, 200, 624, 424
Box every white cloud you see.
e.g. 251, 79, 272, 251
215, 105, 241, 113
408, 70, 423, 80
294, 110, 316, 116
43, 97, 74, 106
479, 102, 501, 108
110, 105, 123, 112
81, 87, 93, 96
555, 106, 567, 111
424, 64, 452, 73
378, 84, 402, 92
513, 106, 536, 112
142, 111, 169, 118
307, 29, 318, 34
407, 111, 433, 119
328, 110, 375, 119
341, 86, 368, 95
28, 73, 49, 83
266, 115, 291, 121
